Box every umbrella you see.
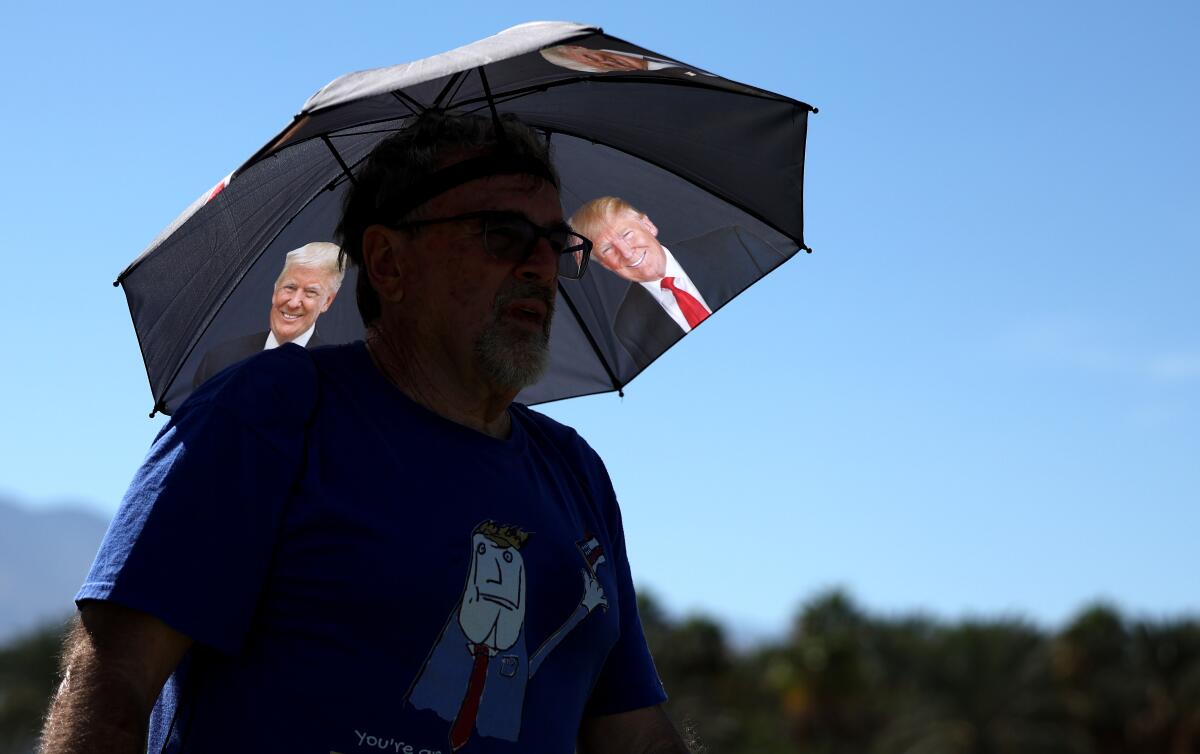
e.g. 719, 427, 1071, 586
117, 21, 816, 415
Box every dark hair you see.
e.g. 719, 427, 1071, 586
335, 110, 559, 325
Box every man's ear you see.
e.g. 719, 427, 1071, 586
639, 213, 658, 238
319, 288, 337, 314
361, 225, 406, 302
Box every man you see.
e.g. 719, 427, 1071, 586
570, 196, 784, 369
42, 112, 687, 753
191, 241, 344, 388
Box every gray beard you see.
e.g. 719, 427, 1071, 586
474, 281, 555, 391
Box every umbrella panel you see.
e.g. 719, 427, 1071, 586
165, 128, 800, 414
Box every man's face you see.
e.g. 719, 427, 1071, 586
587, 210, 668, 284
385, 171, 563, 391
268, 265, 337, 344
458, 533, 527, 650
554, 45, 648, 73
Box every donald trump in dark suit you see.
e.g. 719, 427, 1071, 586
570, 197, 785, 369
193, 241, 345, 388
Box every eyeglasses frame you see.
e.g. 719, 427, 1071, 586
385, 210, 592, 280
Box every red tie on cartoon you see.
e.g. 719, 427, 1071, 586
660, 277, 710, 329
449, 642, 492, 750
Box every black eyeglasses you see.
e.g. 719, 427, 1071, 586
388, 210, 592, 280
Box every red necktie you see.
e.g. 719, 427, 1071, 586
660, 277, 710, 329
449, 643, 490, 750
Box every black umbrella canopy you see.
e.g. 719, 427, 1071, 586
119, 21, 815, 415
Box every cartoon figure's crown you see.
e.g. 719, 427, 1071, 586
475, 520, 532, 549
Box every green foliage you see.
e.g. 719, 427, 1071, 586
641, 591, 1200, 754
5, 599, 1200, 753
0, 621, 68, 754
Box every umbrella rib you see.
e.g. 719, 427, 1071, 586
443, 72, 471, 109
432, 71, 465, 109
475, 67, 509, 146
320, 135, 359, 187
390, 90, 426, 115
455, 89, 542, 115
557, 286, 624, 397
308, 129, 405, 195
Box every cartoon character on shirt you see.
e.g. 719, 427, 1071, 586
405, 521, 608, 750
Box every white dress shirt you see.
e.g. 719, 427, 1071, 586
638, 247, 712, 333
264, 324, 316, 351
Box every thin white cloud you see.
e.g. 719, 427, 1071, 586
993, 314, 1200, 384
1148, 353, 1200, 382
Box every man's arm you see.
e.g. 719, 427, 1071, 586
578, 704, 691, 754
40, 601, 193, 754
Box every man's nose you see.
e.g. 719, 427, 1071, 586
286, 291, 304, 308
515, 238, 558, 284
614, 238, 636, 261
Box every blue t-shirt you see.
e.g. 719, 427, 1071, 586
78, 342, 665, 753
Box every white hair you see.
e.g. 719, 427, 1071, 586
276, 241, 346, 294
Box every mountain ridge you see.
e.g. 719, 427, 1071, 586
0, 496, 111, 644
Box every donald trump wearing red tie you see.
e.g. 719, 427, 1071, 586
570, 196, 783, 368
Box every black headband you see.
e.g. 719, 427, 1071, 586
389, 152, 558, 221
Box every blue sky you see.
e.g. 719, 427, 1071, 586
2, 1, 1196, 638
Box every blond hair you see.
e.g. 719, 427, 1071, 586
569, 196, 644, 243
